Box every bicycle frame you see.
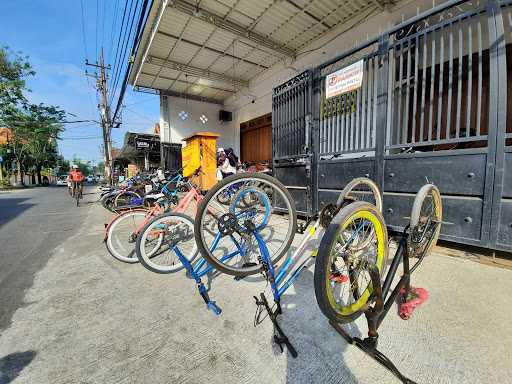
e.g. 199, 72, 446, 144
255, 219, 322, 302
171, 233, 242, 315
103, 182, 201, 242
328, 224, 440, 384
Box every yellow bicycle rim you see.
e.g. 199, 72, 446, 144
326, 209, 386, 316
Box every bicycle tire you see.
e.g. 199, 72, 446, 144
408, 184, 442, 260
114, 191, 141, 208
106, 210, 158, 263
136, 212, 197, 274
314, 201, 388, 324
194, 173, 297, 277
336, 177, 382, 212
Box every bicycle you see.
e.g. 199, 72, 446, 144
134, 173, 297, 315
194, 173, 440, 365
104, 174, 202, 264
72, 180, 83, 207
314, 183, 442, 383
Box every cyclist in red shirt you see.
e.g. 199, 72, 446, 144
69, 165, 85, 198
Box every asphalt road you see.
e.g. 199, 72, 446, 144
0, 185, 92, 331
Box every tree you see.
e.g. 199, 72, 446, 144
0, 47, 34, 125
97, 161, 105, 175
0, 47, 34, 185
24, 104, 65, 184
71, 156, 91, 175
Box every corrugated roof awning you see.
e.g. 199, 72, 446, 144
130, 0, 389, 103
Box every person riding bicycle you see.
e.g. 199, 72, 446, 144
69, 165, 85, 197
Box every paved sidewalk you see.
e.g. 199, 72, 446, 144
0, 191, 511, 383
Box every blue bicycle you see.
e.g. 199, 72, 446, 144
134, 173, 286, 315
194, 174, 383, 357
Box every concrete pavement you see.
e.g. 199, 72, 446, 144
0, 187, 511, 383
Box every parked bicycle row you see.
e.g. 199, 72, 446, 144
100, 169, 442, 384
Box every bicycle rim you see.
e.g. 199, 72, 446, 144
106, 211, 151, 263
315, 202, 387, 322
195, 173, 297, 276
408, 184, 442, 263
137, 212, 197, 274
336, 177, 382, 212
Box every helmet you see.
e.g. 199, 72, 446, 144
72, 164, 79, 169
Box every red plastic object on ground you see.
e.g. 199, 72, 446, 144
399, 287, 428, 320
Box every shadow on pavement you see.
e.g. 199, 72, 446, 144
0, 351, 36, 384
0, 198, 34, 229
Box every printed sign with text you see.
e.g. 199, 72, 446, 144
326, 60, 364, 99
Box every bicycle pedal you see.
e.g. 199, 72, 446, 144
399, 287, 428, 320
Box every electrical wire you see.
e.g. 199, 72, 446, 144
109, 0, 131, 97
110, 0, 137, 101
108, 0, 121, 65
110, 0, 140, 107
95, 0, 99, 59
79, 0, 88, 60
112, 0, 151, 123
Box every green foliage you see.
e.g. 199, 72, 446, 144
71, 156, 92, 175
97, 161, 105, 174
0, 47, 35, 124
0, 47, 67, 184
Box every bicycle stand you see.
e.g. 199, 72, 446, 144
254, 293, 298, 358
328, 235, 424, 384
329, 321, 416, 384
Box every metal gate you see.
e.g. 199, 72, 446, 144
491, 1, 512, 250
272, 0, 512, 252
272, 70, 315, 215
316, 42, 383, 212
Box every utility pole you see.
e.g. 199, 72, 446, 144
86, 48, 113, 185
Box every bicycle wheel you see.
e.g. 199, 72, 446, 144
336, 177, 382, 212
194, 173, 297, 277
314, 201, 388, 324
114, 191, 141, 208
106, 210, 159, 263
136, 212, 197, 274
101, 191, 117, 212
408, 184, 442, 263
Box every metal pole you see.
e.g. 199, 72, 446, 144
86, 48, 113, 185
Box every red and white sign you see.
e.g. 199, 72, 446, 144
325, 60, 364, 99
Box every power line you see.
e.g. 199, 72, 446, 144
109, 0, 132, 99
79, 0, 88, 60
95, 0, 99, 59
112, 0, 151, 123
108, 0, 121, 65
110, 0, 139, 107
101, 0, 107, 53
123, 106, 156, 123
61, 136, 104, 140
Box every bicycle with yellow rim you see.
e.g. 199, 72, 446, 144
313, 183, 442, 384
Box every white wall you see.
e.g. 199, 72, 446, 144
160, 95, 239, 152
159, 0, 451, 155
224, 0, 451, 138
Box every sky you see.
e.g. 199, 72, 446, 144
0, 0, 160, 165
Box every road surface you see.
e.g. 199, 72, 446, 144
0, 186, 511, 384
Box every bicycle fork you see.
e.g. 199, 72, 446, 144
172, 246, 222, 316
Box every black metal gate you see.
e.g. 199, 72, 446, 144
272, 70, 315, 215
272, 0, 512, 252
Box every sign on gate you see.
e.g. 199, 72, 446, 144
326, 59, 364, 99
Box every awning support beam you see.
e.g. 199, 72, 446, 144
147, 55, 249, 87
168, 0, 296, 58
